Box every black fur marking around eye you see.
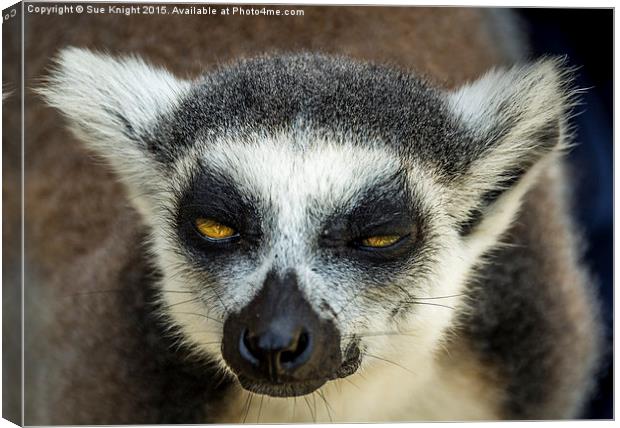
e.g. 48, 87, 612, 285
321, 179, 415, 244
318, 173, 428, 276
175, 168, 264, 266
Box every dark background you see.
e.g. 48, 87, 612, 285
518, 8, 613, 419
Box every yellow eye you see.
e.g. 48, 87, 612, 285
360, 235, 401, 248
195, 218, 236, 240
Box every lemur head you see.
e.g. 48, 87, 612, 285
41, 48, 573, 397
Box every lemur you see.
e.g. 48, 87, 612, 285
10, 6, 602, 424
36, 45, 603, 422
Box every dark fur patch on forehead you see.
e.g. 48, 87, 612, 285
153, 53, 475, 174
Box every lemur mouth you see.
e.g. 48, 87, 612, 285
235, 342, 362, 398
333, 339, 362, 378
237, 375, 328, 397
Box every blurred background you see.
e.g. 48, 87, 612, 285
517, 8, 613, 419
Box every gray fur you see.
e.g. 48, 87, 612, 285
150, 53, 472, 172
459, 166, 603, 418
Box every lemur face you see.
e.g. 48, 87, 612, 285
41, 49, 571, 398
167, 133, 448, 396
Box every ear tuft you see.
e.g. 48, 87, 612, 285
445, 57, 579, 236
37, 47, 190, 165
448, 56, 577, 152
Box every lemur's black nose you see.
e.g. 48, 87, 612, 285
222, 270, 341, 390
240, 324, 312, 377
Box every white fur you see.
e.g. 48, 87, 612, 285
37, 47, 191, 193
445, 58, 572, 232
447, 58, 568, 138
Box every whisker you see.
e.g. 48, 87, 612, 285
313, 392, 318, 422
318, 389, 333, 422
181, 339, 221, 346
240, 392, 251, 423
404, 301, 455, 310
257, 394, 264, 423
335, 292, 362, 318
158, 290, 196, 294
303, 395, 315, 422
243, 392, 254, 423
363, 352, 416, 376
343, 377, 361, 390
159, 296, 202, 310
167, 311, 223, 324
343, 329, 420, 339
413, 293, 464, 300
210, 286, 230, 313
392, 283, 418, 304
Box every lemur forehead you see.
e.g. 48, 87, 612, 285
176, 130, 405, 208
154, 53, 474, 176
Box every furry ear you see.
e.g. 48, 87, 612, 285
445, 57, 575, 237
38, 47, 191, 175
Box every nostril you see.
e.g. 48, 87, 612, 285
239, 328, 260, 366
238, 327, 313, 372
280, 330, 310, 364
